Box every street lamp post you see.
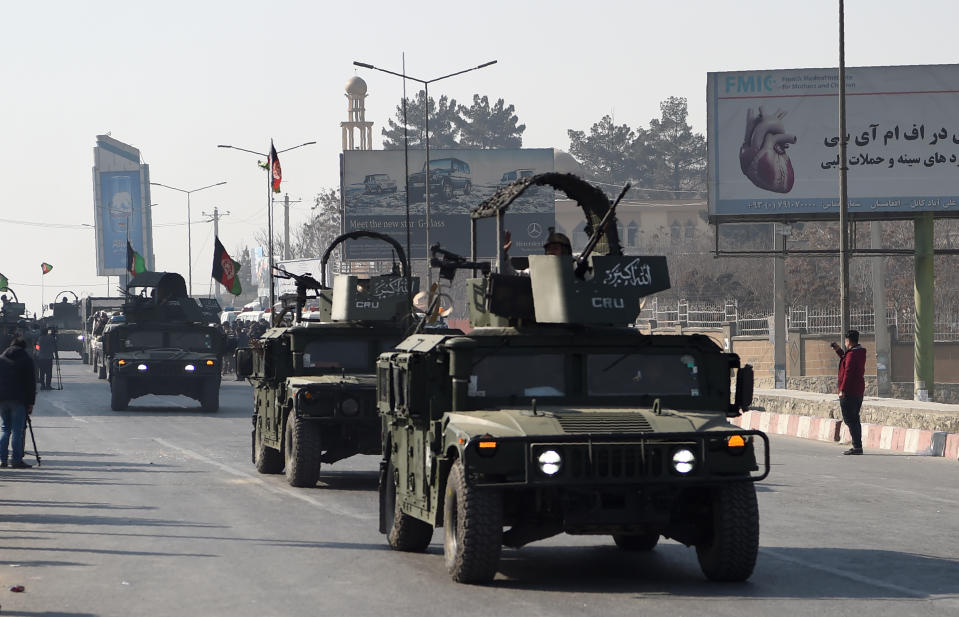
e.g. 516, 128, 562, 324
150, 181, 226, 295
353, 59, 497, 285
218, 141, 316, 311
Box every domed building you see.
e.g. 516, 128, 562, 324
342, 76, 373, 150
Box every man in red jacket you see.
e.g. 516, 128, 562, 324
832, 329, 867, 455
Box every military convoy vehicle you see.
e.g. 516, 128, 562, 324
236, 231, 422, 488
42, 291, 84, 355
101, 272, 223, 411
0, 291, 30, 350
81, 295, 126, 366
377, 173, 768, 584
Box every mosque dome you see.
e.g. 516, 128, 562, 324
346, 76, 368, 96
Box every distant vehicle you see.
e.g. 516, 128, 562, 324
220, 310, 241, 326
498, 168, 535, 187
408, 158, 471, 202
235, 311, 265, 326
363, 174, 398, 194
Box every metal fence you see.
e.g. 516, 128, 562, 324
638, 299, 959, 342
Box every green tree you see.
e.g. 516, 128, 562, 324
382, 91, 460, 150
454, 95, 525, 149
646, 97, 706, 196
294, 189, 342, 268
567, 115, 650, 188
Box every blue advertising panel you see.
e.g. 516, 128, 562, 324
99, 171, 144, 270
342, 149, 555, 260
707, 63, 959, 220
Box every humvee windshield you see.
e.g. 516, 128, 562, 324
123, 329, 213, 351
303, 338, 403, 372
467, 348, 704, 401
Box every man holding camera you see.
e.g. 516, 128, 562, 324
0, 336, 37, 468
832, 330, 867, 455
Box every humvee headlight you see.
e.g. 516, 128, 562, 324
340, 397, 360, 416
205, 360, 215, 366
118, 360, 127, 366
671, 448, 696, 474
137, 363, 148, 372
184, 364, 196, 372
537, 449, 562, 476
77, 335, 84, 341
303, 391, 314, 400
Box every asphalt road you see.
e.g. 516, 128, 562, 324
2, 357, 958, 617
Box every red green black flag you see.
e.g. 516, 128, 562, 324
127, 242, 147, 277
270, 140, 282, 193
40, 262, 53, 275
212, 236, 242, 296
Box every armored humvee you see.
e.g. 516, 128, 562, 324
0, 291, 30, 350
237, 231, 424, 488
42, 291, 84, 355
377, 173, 767, 584
102, 272, 224, 411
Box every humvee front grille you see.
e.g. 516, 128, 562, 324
555, 413, 653, 434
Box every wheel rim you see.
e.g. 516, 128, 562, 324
284, 418, 293, 470
445, 489, 459, 559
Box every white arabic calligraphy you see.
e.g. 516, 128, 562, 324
371, 277, 409, 299
602, 259, 652, 288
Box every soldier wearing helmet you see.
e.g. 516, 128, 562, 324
543, 230, 572, 256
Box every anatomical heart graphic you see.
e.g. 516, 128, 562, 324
739, 107, 797, 193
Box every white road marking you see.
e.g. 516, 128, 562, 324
153, 438, 374, 521
48, 399, 89, 423
762, 548, 930, 598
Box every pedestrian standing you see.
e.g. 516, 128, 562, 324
0, 336, 37, 468
832, 329, 867, 455
36, 328, 56, 390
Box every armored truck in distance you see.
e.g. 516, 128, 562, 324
102, 272, 223, 411
43, 291, 84, 355
237, 231, 422, 488
377, 174, 767, 584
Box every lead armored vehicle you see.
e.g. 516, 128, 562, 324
377, 173, 768, 584
42, 291, 84, 355
237, 231, 422, 488
102, 272, 223, 411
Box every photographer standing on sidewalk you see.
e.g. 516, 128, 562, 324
832, 329, 867, 456
36, 327, 56, 390
0, 336, 37, 468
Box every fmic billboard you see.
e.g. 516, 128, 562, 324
708, 64, 959, 220
342, 148, 554, 260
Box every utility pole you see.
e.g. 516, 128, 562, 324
273, 193, 302, 260
202, 206, 230, 300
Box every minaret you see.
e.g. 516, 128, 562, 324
341, 76, 373, 150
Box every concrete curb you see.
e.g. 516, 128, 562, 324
729, 409, 956, 458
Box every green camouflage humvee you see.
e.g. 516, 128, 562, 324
377, 173, 767, 584
237, 231, 423, 488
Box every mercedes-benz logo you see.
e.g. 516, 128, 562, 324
527, 222, 543, 239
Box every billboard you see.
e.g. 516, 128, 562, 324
92, 136, 154, 275
342, 148, 554, 260
708, 64, 959, 221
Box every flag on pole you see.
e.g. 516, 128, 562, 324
0, 272, 7, 291
212, 236, 242, 295
40, 263, 53, 275
270, 140, 282, 193
127, 241, 147, 277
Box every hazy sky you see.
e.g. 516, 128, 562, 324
1, 0, 956, 313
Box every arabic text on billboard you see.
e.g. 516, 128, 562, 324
342, 148, 554, 259
707, 64, 959, 219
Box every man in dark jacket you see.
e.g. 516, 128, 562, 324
0, 336, 37, 468
36, 327, 56, 390
832, 329, 867, 455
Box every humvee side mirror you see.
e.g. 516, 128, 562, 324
235, 347, 253, 378
730, 364, 754, 417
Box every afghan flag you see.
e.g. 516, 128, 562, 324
127, 241, 147, 277
41, 262, 53, 275
270, 140, 282, 193
0, 272, 7, 291
212, 236, 242, 295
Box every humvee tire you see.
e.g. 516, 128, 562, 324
200, 378, 219, 412
254, 416, 283, 474
98, 361, 107, 380
385, 455, 433, 552
110, 377, 129, 411
612, 532, 659, 551
695, 481, 759, 582
284, 410, 321, 487
443, 459, 502, 584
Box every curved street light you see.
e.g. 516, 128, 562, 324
353, 59, 497, 285
150, 181, 226, 295
218, 141, 316, 309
